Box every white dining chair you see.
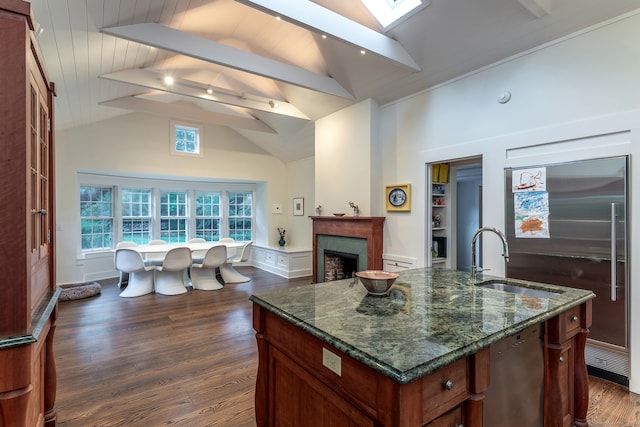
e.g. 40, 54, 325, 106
220, 242, 252, 283
145, 239, 167, 266
115, 248, 155, 298
154, 247, 191, 295
114, 241, 138, 288
189, 238, 207, 264
190, 245, 227, 290
218, 237, 236, 258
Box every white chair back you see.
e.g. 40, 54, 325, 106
115, 249, 146, 273
161, 247, 192, 271
202, 245, 227, 268
189, 238, 206, 243
116, 241, 138, 249
219, 237, 235, 243
239, 242, 252, 262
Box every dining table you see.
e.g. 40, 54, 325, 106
130, 241, 245, 256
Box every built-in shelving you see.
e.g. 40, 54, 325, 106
431, 183, 448, 267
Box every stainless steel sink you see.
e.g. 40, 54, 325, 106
477, 280, 562, 299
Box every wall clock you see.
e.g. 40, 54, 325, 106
385, 184, 411, 211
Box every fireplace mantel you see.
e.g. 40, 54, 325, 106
310, 216, 385, 283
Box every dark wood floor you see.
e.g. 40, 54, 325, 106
54, 267, 639, 426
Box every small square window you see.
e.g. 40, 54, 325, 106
171, 120, 203, 157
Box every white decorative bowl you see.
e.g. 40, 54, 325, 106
355, 270, 399, 295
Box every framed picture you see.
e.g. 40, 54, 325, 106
385, 184, 411, 211
293, 197, 304, 216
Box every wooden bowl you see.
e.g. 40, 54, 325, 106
355, 270, 399, 295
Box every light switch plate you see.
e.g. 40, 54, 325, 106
322, 348, 342, 376
272, 203, 283, 214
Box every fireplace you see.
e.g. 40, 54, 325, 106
310, 216, 385, 283
324, 249, 359, 282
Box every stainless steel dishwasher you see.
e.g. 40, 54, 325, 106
484, 323, 544, 427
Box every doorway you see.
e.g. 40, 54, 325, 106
428, 157, 482, 271
454, 163, 482, 272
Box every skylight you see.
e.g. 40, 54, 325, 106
361, 0, 429, 30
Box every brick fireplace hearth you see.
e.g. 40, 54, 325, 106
310, 216, 385, 283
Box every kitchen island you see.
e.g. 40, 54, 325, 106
250, 268, 594, 427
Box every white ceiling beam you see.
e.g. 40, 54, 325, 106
100, 23, 354, 100
517, 0, 550, 18
100, 69, 310, 120
100, 95, 276, 133
235, 0, 421, 72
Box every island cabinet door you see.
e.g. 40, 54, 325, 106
544, 301, 592, 427
269, 347, 376, 427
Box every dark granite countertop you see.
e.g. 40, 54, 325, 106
250, 267, 595, 384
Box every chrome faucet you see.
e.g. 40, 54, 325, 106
471, 226, 510, 281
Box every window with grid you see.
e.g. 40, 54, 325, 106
228, 192, 252, 241
172, 122, 201, 155
121, 188, 152, 244
160, 191, 187, 243
195, 191, 221, 241
80, 186, 113, 250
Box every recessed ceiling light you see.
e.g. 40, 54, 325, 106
206, 86, 214, 95
360, 50, 366, 55
163, 75, 174, 86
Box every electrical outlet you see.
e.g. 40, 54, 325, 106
322, 348, 342, 376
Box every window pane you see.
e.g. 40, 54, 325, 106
122, 189, 152, 244
80, 185, 113, 250
228, 192, 252, 241
174, 124, 200, 154
195, 192, 221, 241
160, 191, 187, 243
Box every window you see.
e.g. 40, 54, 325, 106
78, 174, 255, 251
228, 192, 253, 241
360, 0, 429, 29
121, 189, 152, 244
195, 192, 221, 241
160, 191, 187, 243
80, 186, 113, 250
171, 121, 202, 156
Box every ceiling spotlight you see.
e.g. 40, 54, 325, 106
206, 86, 213, 95
360, 49, 366, 55
163, 75, 174, 86
321, 34, 327, 39
268, 100, 278, 109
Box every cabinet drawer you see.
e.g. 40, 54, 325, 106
426, 406, 462, 427
561, 305, 582, 339
547, 303, 587, 344
421, 358, 469, 420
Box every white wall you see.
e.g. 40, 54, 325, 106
285, 156, 315, 248
315, 98, 381, 217
55, 112, 295, 284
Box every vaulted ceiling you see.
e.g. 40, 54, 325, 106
30, 0, 640, 162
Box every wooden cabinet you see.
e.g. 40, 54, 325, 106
544, 300, 592, 427
253, 300, 591, 427
0, 1, 59, 426
253, 304, 490, 427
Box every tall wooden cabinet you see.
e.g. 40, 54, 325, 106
0, 1, 59, 426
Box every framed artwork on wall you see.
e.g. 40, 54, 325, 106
385, 184, 411, 211
293, 197, 304, 216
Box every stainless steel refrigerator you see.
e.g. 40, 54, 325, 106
505, 156, 629, 384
